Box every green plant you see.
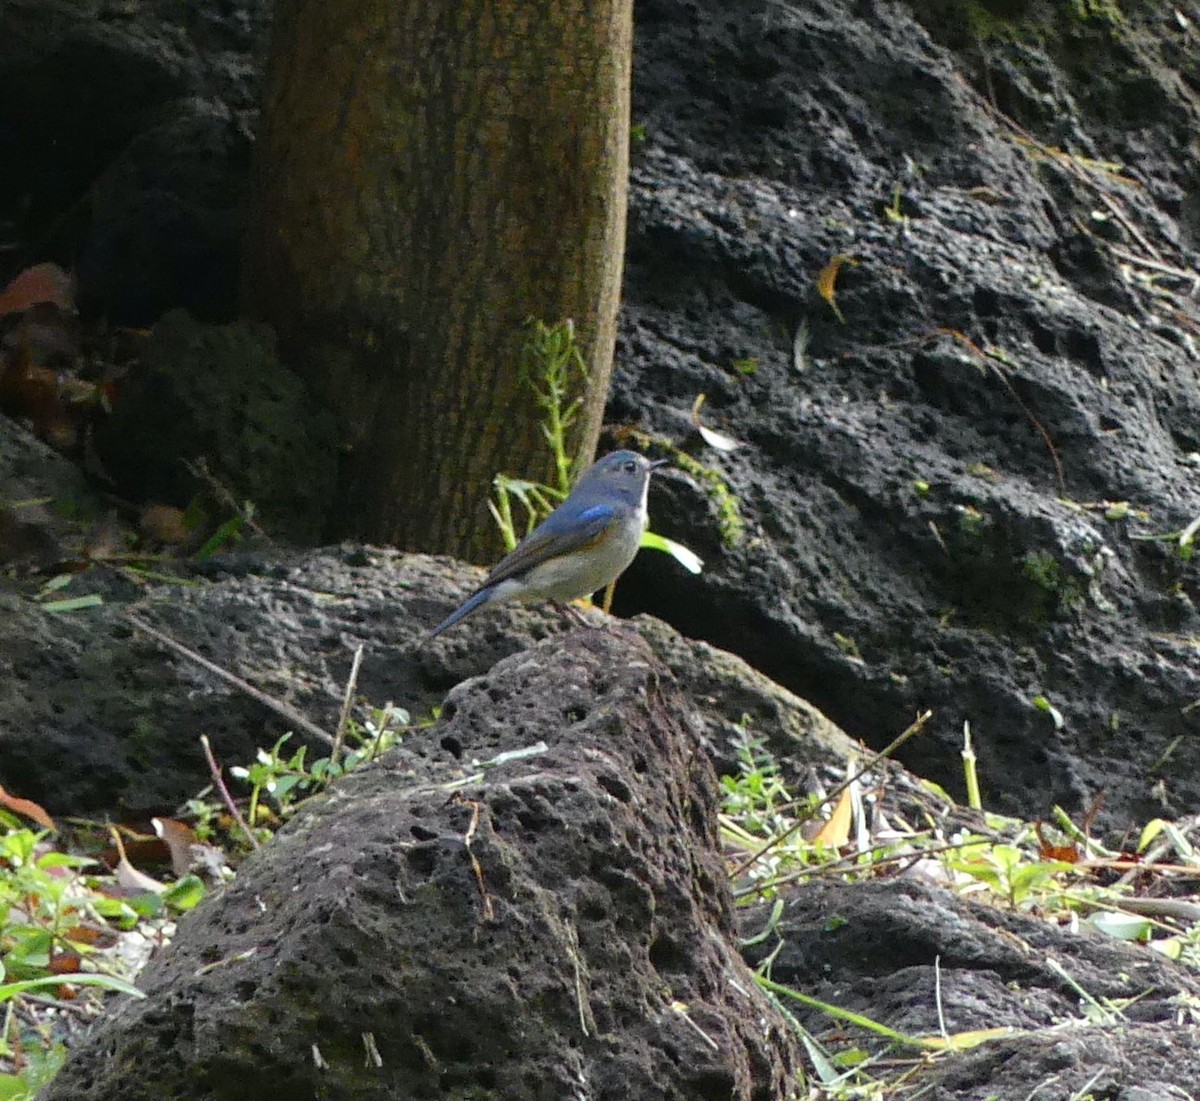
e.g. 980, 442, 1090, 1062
489, 319, 585, 548
665, 448, 744, 547
487, 320, 704, 574
230, 707, 408, 832
0, 820, 149, 1099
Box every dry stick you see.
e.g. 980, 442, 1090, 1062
1108, 244, 1200, 289
461, 797, 495, 921
125, 611, 336, 748
183, 457, 274, 544
942, 328, 1066, 494
967, 75, 1163, 264
199, 734, 260, 851
729, 709, 933, 881
330, 644, 364, 766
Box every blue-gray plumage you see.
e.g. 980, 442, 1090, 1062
426, 450, 667, 639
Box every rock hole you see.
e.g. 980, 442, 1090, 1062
597, 773, 632, 803
405, 844, 439, 876
410, 824, 438, 842
649, 935, 689, 973
440, 733, 463, 758
688, 1068, 737, 1100
1031, 324, 1057, 355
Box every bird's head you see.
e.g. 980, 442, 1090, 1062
575, 450, 669, 503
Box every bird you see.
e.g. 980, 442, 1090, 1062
425, 449, 668, 639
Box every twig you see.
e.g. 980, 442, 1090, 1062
941, 329, 1066, 493
1107, 245, 1200, 292
968, 80, 1163, 263
125, 611, 335, 747
183, 458, 274, 543
459, 797, 495, 921
730, 710, 932, 881
331, 644, 364, 766
200, 734, 260, 851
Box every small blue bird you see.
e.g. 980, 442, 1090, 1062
426, 450, 667, 639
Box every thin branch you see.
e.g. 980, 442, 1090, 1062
200, 734, 260, 851
331, 644, 364, 766
126, 611, 335, 747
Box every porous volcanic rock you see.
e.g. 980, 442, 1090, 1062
0, 546, 859, 818
739, 877, 1200, 1099
611, 0, 1200, 827
40, 628, 803, 1101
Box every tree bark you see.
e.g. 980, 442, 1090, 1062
243, 0, 632, 559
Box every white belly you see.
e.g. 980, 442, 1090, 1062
515, 510, 646, 604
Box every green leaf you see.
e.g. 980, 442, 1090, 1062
0, 972, 145, 1005
197, 514, 245, 559
41, 594, 104, 614
1088, 911, 1151, 942
640, 531, 703, 574
0, 1072, 32, 1101
126, 893, 165, 920
163, 876, 205, 912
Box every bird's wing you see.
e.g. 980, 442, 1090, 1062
483, 503, 618, 588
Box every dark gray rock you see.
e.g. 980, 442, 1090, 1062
94, 309, 339, 543
0, 0, 268, 322
6, 0, 1200, 829
39, 629, 803, 1101
611, 0, 1200, 827
0, 546, 859, 818
0, 415, 106, 567
741, 877, 1200, 1099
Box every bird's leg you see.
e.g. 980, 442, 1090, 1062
554, 601, 598, 629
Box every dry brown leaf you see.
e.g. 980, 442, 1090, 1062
109, 826, 166, 895
810, 786, 853, 848
817, 253, 857, 322
0, 783, 56, 830
5, 302, 81, 365
0, 263, 75, 317
49, 952, 83, 975
152, 816, 201, 878
1034, 821, 1081, 864
140, 505, 190, 546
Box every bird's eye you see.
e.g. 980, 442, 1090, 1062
623, 460, 637, 474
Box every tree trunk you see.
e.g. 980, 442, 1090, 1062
243, 0, 632, 559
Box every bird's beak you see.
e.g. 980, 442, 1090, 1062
649, 459, 671, 471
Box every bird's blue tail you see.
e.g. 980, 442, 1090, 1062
424, 586, 496, 641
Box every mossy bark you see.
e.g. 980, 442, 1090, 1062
243, 0, 632, 558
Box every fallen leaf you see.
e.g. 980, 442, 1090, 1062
0, 262, 75, 317
817, 253, 857, 323
0, 783, 56, 830
140, 505, 189, 546
109, 826, 166, 896
152, 816, 202, 878
49, 952, 83, 975
4, 302, 81, 365
1034, 822, 1080, 864
811, 786, 853, 848
691, 393, 742, 451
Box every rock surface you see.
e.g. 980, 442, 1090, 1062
611, 0, 1200, 826
6, 0, 1199, 827
741, 877, 1200, 1099
40, 629, 804, 1101
0, 545, 858, 817
94, 309, 340, 543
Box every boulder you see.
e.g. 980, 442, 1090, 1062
40, 629, 803, 1101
